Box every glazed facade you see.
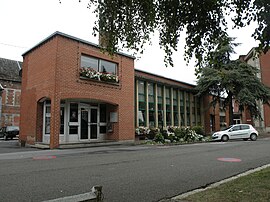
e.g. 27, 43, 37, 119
135, 70, 203, 129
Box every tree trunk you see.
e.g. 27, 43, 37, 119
228, 92, 234, 126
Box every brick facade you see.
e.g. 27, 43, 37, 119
243, 48, 270, 132
20, 32, 135, 148
0, 58, 22, 127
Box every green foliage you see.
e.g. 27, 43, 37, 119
153, 133, 165, 143
196, 36, 270, 121
149, 127, 205, 144
70, 0, 270, 67
192, 126, 205, 136
146, 127, 159, 140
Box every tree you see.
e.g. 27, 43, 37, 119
195, 36, 270, 125
71, 0, 270, 66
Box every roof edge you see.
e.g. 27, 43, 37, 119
22, 31, 135, 59
135, 68, 196, 87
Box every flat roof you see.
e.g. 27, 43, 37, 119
135, 69, 196, 89
22, 31, 135, 59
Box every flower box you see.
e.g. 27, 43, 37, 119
80, 67, 119, 83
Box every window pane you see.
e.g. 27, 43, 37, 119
241, 125, 249, 130
157, 86, 162, 96
60, 106, 65, 134
69, 126, 78, 134
138, 81, 145, 94
81, 56, 98, 71
100, 60, 117, 74
100, 104, 107, 123
45, 106, 51, 134
138, 110, 145, 126
148, 83, 154, 95
70, 103, 78, 122
100, 126, 107, 133
232, 125, 241, 131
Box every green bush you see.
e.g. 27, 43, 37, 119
146, 127, 159, 140
174, 128, 186, 139
154, 133, 165, 143
191, 125, 205, 136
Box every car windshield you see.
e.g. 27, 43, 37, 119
222, 125, 233, 131
6, 126, 19, 131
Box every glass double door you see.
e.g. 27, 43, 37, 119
80, 107, 98, 140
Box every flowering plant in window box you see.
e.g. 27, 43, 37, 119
80, 67, 118, 83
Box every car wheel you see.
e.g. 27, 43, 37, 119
4, 135, 8, 141
221, 135, 229, 142
250, 133, 257, 141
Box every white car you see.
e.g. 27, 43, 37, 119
212, 124, 258, 142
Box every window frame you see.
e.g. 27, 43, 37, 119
80, 55, 118, 76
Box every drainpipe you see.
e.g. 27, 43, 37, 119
0, 84, 4, 127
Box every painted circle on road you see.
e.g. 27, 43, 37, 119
217, 157, 242, 162
33, 156, 56, 160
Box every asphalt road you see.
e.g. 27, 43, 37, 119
0, 138, 270, 202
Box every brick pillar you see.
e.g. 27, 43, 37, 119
36, 102, 43, 142
50, 97, 60, 149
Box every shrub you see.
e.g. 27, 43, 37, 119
154, 133, 165, 143
192, 125, 205, 136
146, 127, 159, 140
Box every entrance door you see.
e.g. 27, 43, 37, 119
80, 109, 89, 140
80, 106, 99, 140
90, 108, 98, 139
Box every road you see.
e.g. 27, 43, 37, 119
0, 138, 270, 202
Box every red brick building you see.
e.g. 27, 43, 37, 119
20, 32, 135, 148
241, 48, 270, 132
0, 58, 21, 127
21, 32, 269, 148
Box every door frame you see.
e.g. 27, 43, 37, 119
79, 104, 100, 141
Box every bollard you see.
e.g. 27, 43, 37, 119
92, 185, 103, 202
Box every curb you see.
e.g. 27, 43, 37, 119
165, 163, 270, 201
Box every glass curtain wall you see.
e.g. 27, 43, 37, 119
197, 97, 201, 125
192, 95, 196, 126
148, 83, 155, 127
138, 81, 146, 126
157, 85, 163, 127
135, 79, 202, 129
180, 91, 185, 126
165, 87, 171, 126
186, 93, 191, 126
173, 89, 179, 126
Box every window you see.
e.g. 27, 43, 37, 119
81, 55, 98, 71
186, 93, 190, 126
157, 85, 163, 127
14, 91, 21, 106
241, 125, 250, 130
148, 83, 155, 127
80, 55, 118, 82
60, 106, 65, 134
232, 125, 241, 131
69, 103, 78, 134
100, 60, 116, 74
138, 81, 146, 126
100, 104, 107, 134
173, 89, 178, 126
70, 103, 78, 122
166, 87, 171, 126
196, 97, 201, 125
45, 105, 51, 134
191, 95, 196, 126
180, 91, 185, 126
